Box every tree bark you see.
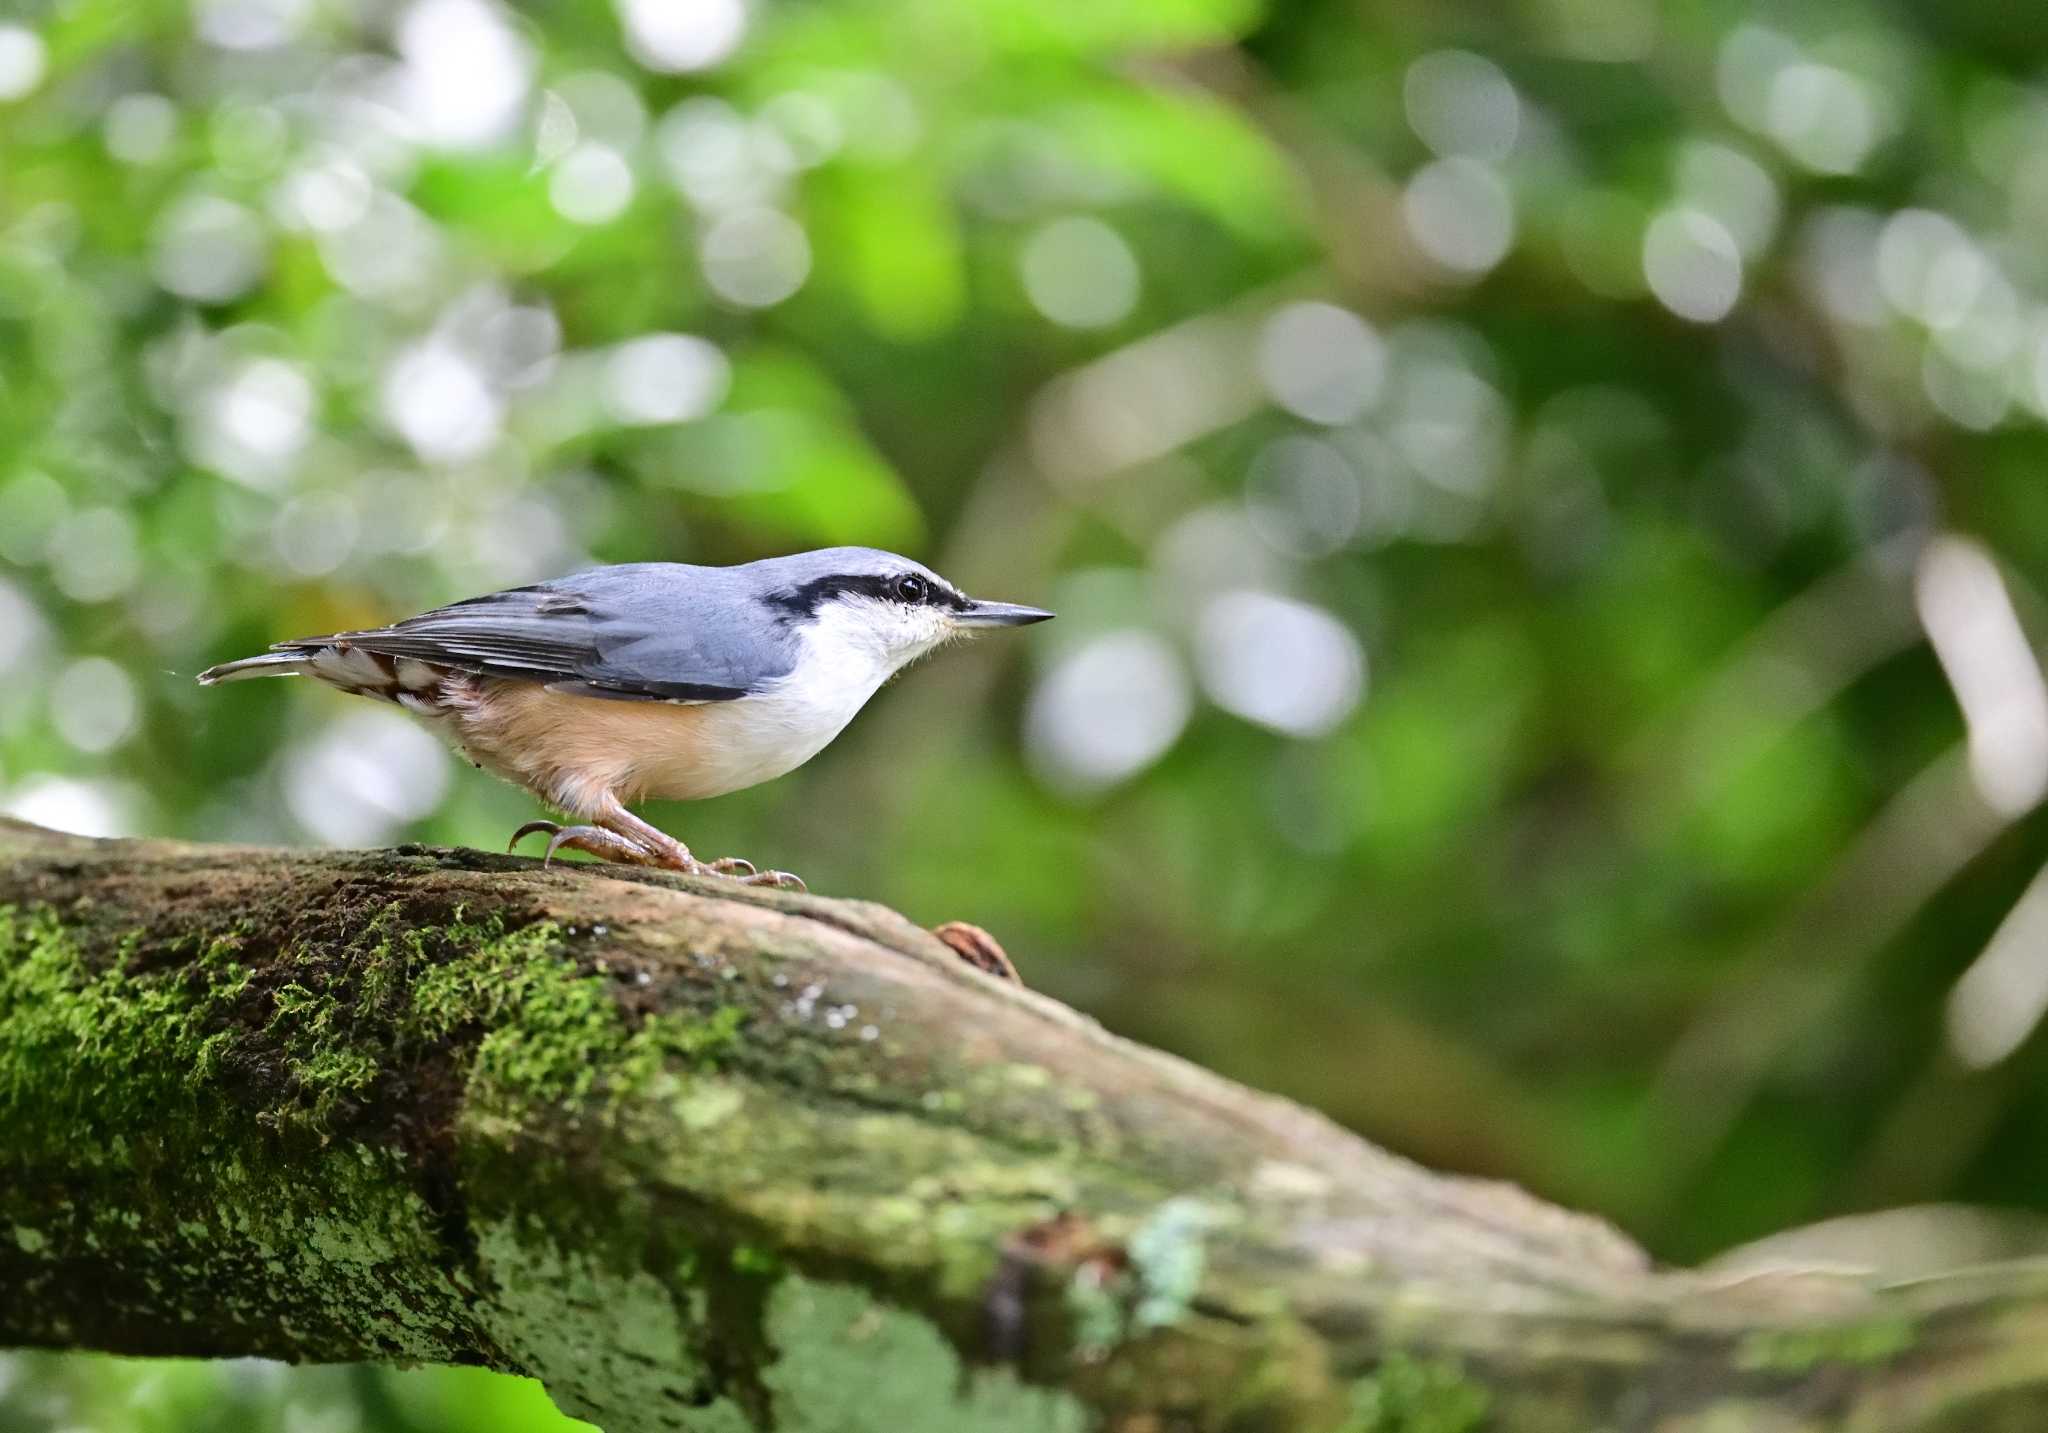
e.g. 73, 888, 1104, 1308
2, 817, 2044, 1433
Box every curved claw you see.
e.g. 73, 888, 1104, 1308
508, 820, 645, 869
693, 855, 803, 890
509, 819, 563, 854
541, 826, 592, 868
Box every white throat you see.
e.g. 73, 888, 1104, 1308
783, 602, 900, 715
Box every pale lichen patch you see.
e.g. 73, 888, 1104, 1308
761, 1275, 1091, 1433
678, 1399, 759, 1433
1126, 1196, 1217, 1333
471, 1218, 712, 1429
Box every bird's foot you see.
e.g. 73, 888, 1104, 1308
695, 855, 807, 892
508, 820, 654, 867
932, 920, 1022, 982
510, 821, 806, 890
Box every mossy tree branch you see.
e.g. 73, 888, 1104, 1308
3, 818, 2047, 1432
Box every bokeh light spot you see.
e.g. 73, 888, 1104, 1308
0, 579, 46, 676
4, 777, 138, 839
700, 207, 810, 307
617, 0, 747, 74
104, 94, 178, 163
197, 0, 313, 51
0, 24, 46, 101
1021, 217, 1141, 329
1402, 158, 1515, 276
317, 192, 447, 307
1717, 24, 1801, 132
1767, 61, 1879, 175
657, 98, 792, 212
761, 91, 843, 168
273, 492, 362, 577
193, 357, 316, 489
1876, 209, 1974, 324
395, 0, 534, 150
48, 508, 143, 604
1257, 302, 1386, 425
554, 69, 649, 150
150, 195, 270, 304
1245, 435, 1364, 558
1403, 50, 1520, 161
603, 333, 730, 426
1026, 631, 1191, 795
1195, 592, 1365, 738
275, 154, 374, 233
283, 709, 451, 846
1676, 141, 1780, 258
382, 344, 503, 463
549, 142, 636, 225
1642, 207, 1742, 322
1917, 535, 2048, 816
51, 658, 140, 755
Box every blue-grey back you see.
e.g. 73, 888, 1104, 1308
541, 562, 802, 699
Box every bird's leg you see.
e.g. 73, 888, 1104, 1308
598, 801, 807, 892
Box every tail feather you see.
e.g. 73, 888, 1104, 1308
196, 652, 311, 685
198, 644, 456, 710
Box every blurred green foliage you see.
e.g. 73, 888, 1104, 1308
8, 0, 2048, 1426
0, 1352, 590, 1433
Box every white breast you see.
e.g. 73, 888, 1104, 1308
624, 610, 900, 802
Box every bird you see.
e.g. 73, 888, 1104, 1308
199, 548, 1052, 890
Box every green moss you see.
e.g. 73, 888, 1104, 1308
1734, 1316, 1916, 1373
1346, 1354, 1491, 1433
0, 907, 260, 1152
265, 981, 383, 1128
0, 901, 752, 1155
404, 919, 745, 1115
0, 899, 776, 1422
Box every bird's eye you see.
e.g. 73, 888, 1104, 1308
892, 574, 930, 604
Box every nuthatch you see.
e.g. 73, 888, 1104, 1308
200, 548, 1052, 889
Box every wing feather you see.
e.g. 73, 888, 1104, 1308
276, 568, 776, 702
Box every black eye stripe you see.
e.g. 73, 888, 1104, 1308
763, 572, 966, 620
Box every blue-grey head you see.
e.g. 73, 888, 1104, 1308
743, 546, 1052, 679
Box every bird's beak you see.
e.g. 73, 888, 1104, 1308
955, 599, 1055, 628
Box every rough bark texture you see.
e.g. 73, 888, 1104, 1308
4, 818, 2047, 1432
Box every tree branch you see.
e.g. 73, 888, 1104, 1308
2, 817, 2044, 1431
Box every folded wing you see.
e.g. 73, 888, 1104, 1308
276, 565, 784, 702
